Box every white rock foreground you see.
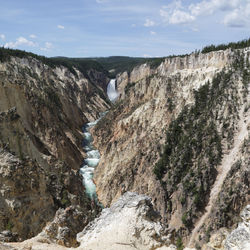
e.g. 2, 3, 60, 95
203, 205, 250, 250
224, 205, 250, 250
78, 198, 250, 250
77, 192, 173, 250
2, 194, 249, 250
2, 192, 174, 250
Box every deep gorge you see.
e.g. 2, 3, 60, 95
0, 42, 249, 249
80, 79, 118, 204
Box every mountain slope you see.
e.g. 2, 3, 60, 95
92, 47, 249, 247
0, 41, 249, 249
188, 88, 249, 247
0, 49, 111, 245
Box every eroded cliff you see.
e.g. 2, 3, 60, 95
1, 192, 175, 250
0, 53, 110, 244
0, 44, 249, 249
93, 48, 249, 247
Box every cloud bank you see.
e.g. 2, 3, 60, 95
159, 0, 250, 27
4, 37, 36, 48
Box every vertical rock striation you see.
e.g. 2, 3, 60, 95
0, 54, 110, 243
92, 48, 249, 246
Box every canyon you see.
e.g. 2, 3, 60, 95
0, 43, 249, 249
93, 47, 249, 248
0, 54, 110, 246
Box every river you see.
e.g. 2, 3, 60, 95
80, 79, 118, 202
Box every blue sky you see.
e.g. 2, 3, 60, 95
0, 0, 249, 57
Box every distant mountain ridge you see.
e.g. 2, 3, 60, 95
2, 38, 249, 78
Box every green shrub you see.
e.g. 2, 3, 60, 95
61, 190, 70, 207
176, 236, 184, 250
44, 86, 62, 109
6, 220, 13, 231
182, 212, 192, 228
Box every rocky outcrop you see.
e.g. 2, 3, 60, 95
203, 205, 250, 250
0, 149, 54, 240
0, 231, 18, 243
116, 49, 235, 100
2, 198, 249, 250
1, 192, 174, 250
0, 54, 110, 243
224, 205, 250, 250
77, 192, 172, 250
92, 48, 249, 246
38, 205, 100, 247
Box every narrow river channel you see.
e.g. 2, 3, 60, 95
80, 79, 118, 202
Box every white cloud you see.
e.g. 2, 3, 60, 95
96, 0, 109, 3
150, 31, 156, 35
131, 24, 136, 27
160, 0, 195, 25
40, 42, 53, 51
162, 0, 183, 11
0, 34, 5, 40
100, 5, 151, 14
57, 25, 65, 29
161, 9, 195, 24
4, 37, 36, 48
29, 34, 37, 39
144, 19, 155, 27
189, 0, 241, 16
223, 1, 250, 27
160, 0, 250, 27
45, 42, 52, 49
223, 10, 245, 27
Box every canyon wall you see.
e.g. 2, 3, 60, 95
0, 47, 249, 249
93, 48, 249, 247
0, 55, 110, 244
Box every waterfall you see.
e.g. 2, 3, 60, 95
107, 79, 119, 102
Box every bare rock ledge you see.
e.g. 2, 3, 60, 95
77, 192, 173, 250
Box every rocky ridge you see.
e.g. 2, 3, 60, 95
0, 54, 110, 244
1, 192, 175, 250
92, 48, 249, 246
1, 195, 249, 250
203, 205, 250, 250
77, 192, 172, 250
0, 46, 249, 249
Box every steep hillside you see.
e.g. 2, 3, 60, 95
0, 42, 249, 249
1, 192, 175, 250
0, 50, 111, 245
92, 47, 249, 247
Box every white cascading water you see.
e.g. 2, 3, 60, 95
80, 79, 118, 202
80, 113, 106, 202
107, 79, 119, 102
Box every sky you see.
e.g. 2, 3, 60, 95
0, 0, 249, 57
